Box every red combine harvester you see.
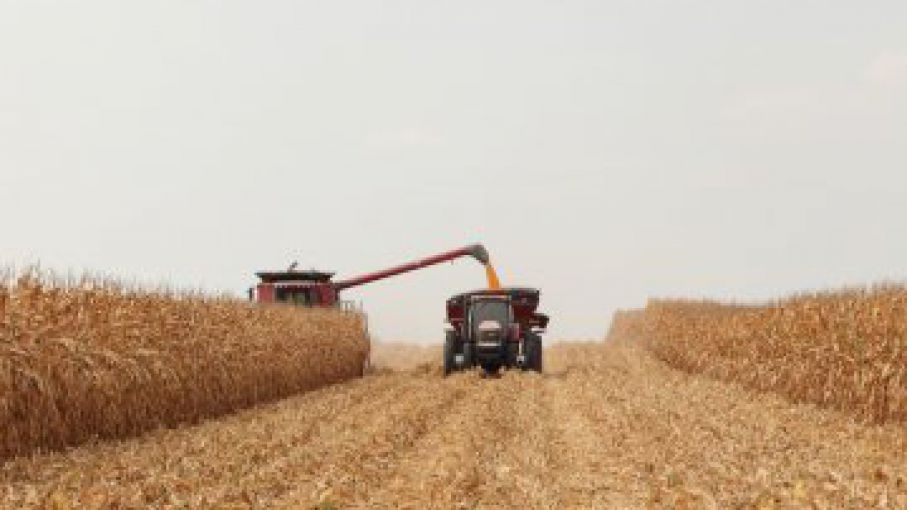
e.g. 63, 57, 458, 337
444, 288, 549, 375
249, 244, 491, 308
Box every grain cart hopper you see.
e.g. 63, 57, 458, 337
249, 244, 491, 308
444, 288, 549, 375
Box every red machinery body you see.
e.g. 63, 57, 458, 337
442, 287, 548, 374
250, 244, 490, 307
446, 288, 549, 336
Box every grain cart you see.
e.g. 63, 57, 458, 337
444, 288, 549, 375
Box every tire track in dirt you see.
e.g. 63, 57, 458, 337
238, 370, 467, 506
323, 370, 565, 508
342, 371, 502, 508
543, 371, 633, 508
271, 369, 473, 507
469, 372, 559, 508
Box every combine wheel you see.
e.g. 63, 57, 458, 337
523, 333, 543, 373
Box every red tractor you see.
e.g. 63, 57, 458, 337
444, 288, 548, 375
250, 244, 491, 308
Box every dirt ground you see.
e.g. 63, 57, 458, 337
2, 342, 906, 509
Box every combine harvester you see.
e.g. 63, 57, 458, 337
249, 243, 547, 375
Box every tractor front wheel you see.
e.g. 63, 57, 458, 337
443, 336, 456, 376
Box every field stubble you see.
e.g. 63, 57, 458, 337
2, 342, 905, 509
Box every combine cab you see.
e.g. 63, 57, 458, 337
251, 269, 341, 307
444, 288, 549, 375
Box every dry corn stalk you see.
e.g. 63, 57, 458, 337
0, 269, 369, 460
607, 286, 907, 423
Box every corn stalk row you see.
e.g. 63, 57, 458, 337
0, 271, 369, 459
607, 287, 907, 423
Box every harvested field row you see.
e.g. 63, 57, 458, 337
2, 343, 905, 508
607, 286, 907, 423
368, 341, 439, 371
0, 271, 369, 460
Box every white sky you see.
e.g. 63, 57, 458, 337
2, 1, 906, 341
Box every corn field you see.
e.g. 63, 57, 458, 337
0, 270, 369, 460
607, 287, 907, 423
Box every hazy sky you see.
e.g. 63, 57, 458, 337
2, 2, 906, 341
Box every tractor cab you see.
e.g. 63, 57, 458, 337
468, 295, 512, 334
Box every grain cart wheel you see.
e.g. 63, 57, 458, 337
524, 333, 543, 373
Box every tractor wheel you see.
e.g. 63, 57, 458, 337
443, 336, 456, 376
462, 341, 474, 370
524, 333, 543, 373
503, 342, 520, 369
